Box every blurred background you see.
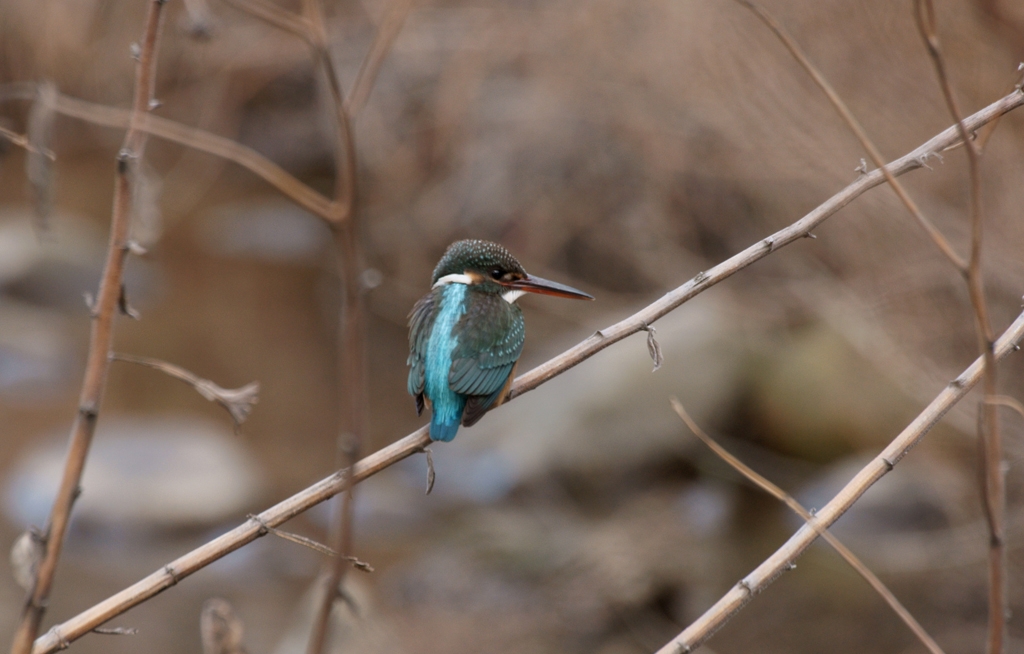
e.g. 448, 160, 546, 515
1, 0, 1024, 652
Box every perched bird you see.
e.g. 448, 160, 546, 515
408, 240, 593, 441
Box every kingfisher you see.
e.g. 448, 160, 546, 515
408, 239, 594, 442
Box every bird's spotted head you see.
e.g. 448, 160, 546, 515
432, 240, 526, 291
431, 239, 594, 303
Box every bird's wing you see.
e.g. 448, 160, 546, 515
449, 297, 524, 424
406, 291, 435, 414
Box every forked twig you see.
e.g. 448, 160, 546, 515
0, 124, 56, 159
346, 0, 415, 118
27, 92, 1024, 654
9, 2, 169, 652
671, 399, 945, 654
110, 353, 259, 431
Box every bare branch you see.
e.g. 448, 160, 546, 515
10, 2, 169, 651
655, 310, 1024, 654
671, 399, 945, 654
346, 0, 414, 119
0, 125, 55, 160
986, 395, 1024, 423
246, 514, 374, 571
27, 91, 1024, 654
49, 92, 337, 218
111, 353, 259, 431
733, 0, 968, 272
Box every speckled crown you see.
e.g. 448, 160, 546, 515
432, 240, 525, 283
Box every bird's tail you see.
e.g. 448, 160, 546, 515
429, 416, 461, 442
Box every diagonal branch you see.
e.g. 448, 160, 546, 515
9, 2, 169, 653
671, 399, 945, 654
26, 89, 1024, 654
656, 309, 1024, 654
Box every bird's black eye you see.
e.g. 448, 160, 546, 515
490, 268, 503, 280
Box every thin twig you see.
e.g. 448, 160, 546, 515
671, 399, 945, 654
732, 0, 968, 272
986, 395, 1024, 423
110, 353, 259, 431
91, 627, 137, 636
655, 311, 1024, 654
26, 92, 1024, 654
246, 513, 374, 571
913, 3, 1003, 652
0, 124, 56, 159
9, 2, 168, 652
345, 0, 414, 118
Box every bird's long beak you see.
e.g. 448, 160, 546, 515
509, 274, 594, 300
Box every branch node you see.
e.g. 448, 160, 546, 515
763, 237, 775, 252
693, 270, 709, 284
116, 148, 133, 174
854, 158, 869, 175
786, 562, 797, 571
78, 403, 98, 420
129, 42, 142, 61
881, 456, 895, 471
118, 283, 141, 320
246, 514, 270, 537
126, 240, 148, 256
49, 626, 70, 651
951, 377, 966, 389
83, 292, 97, 317
803, 232, 817, 239
148, 99, 162, 111
163, 564, 181, 586
738, 579, 754, 596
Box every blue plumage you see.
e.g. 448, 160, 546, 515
423, 284, 468, 441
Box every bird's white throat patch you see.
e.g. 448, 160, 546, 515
432, 273, 473, 288
502, 289, 526, 304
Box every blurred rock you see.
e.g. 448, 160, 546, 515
748, 322, 919, 461
195, 200, 332, 265
4, 415, 265, 530
0, 299, 76, 402
381, 486, 733, 650
272, 575, 399, 654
